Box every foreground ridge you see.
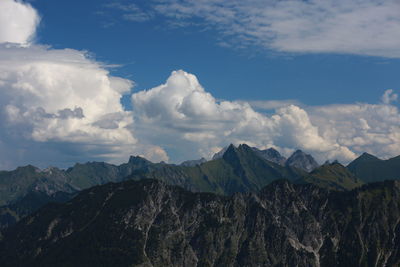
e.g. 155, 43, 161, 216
1, 179, 400, 266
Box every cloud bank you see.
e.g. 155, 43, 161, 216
0, 0, 399, 169
0, 44, 139, 168
119, 0, 400, 58
133, 70, 399, 164
0, 1, 169, 169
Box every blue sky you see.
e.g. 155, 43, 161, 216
0, 0, 399, 169
32, 0, 400, 106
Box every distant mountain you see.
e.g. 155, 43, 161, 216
2, 179, 400, 266
251, 147, 287, 165
0, 190, 75, 229
286, 150, 319, 172
0, 146, 318, 209
0, 156, 158, 228
0, 165, 76, 206
347, 153, 400, 183
1, 146, 397, 231
0, 156, 158, 206
65, 156, 155, 189
180, 158, 207, 167
298, 162, 364, 191
0, 146, 306, 228
129, 144, 306, 195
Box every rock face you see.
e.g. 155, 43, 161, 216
286, 150, 319, 172
212, 146, 229, 160
252, 147, 287, 165
2, 179, 400, 267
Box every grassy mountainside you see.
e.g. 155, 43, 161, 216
298, 162, 364, 191
347, 153, 400, 183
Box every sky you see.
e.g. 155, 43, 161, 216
0, 0, 399, 169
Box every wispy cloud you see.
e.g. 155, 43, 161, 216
246, 99, 302, 110
104, 2, 154, 22
114, 0, 400, 58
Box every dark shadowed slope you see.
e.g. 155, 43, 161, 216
1, 179, 400, 267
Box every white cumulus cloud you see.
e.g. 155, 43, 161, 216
0, 44, 141, 168
309, 97, 400, 160
0, 0, 40, 45
0, 0, 170, 169
1, 0, 399, 170
132, 70, 359, 163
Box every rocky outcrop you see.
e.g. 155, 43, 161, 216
2, 179, 400, 266
286, 150, 319, 172
252, 147, 287, 166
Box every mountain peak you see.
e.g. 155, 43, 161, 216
359, 152, 381, 161
128, 155, 152, 165
293, 149, 305, 155
266, 147, 280, 154
252, 147, 287, 166
346, 152, 381, 172
228, 143, 237, 150
286, 150, 319, 172
15, 165, 41, 174
212, 146, 230, 160
222, 144, 239, 160
237, 143, 254, 152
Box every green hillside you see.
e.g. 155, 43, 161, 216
298, 162, 364, 191
347, 153, 400, 183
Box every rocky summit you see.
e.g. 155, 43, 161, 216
1, 179, 400, 267
252, 147, 287, 166
286, 150, 319, 172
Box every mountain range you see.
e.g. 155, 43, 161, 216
0, 145, 399, 230
1, 178, 399, 266
129, 144, 306, 195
